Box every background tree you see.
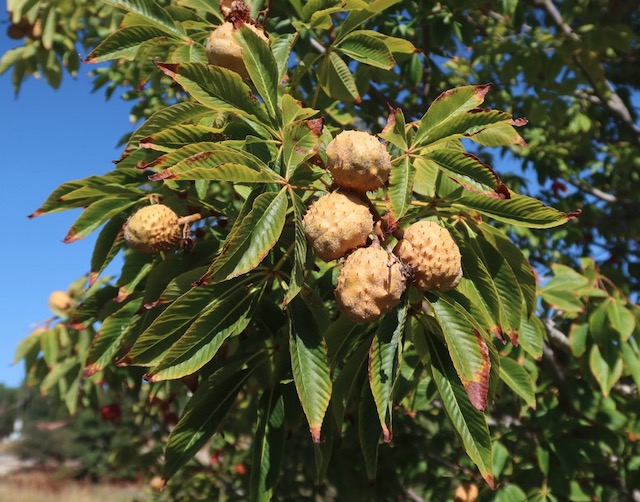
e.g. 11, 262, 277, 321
3, 0, 640, 500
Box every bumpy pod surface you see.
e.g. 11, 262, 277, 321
335, 247, 407, 323
325, 130, 392, 192
394, 221, 462, 291
205, 21, 268, 79
303, 192, 373, 261
48, 290, 74, 312
124, 204, 181, 254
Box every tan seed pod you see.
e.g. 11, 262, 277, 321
394, 221, 462, 291
303, 192, 373, 261
335, 247, 406, 323
454, 482, 479, 502
149, 475, 165, 492
205, 21, 268, 79
123, 204, 181, 254
325, 130, 392, 192
48, 291, 74, 313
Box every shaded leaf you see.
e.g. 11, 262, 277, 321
337, 31, 395, 69
288, 296, 332, 443
499, 358, 536, 408
368, 302, 407, 442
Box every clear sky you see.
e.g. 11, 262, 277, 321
1, 35, 134, 387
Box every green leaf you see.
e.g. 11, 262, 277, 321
499, 358, 536, 408
320, 52, 361, 104
288, 296, 332, 443
283, 119, 324, 180
518, 312, 544, 360
428, 295, 491, 411
336, 0, 403, 42
14, 330, 44, 365
606, 298, 635, 341
283, 191, 308, 307
455, 191, 580, 229
146, 284, 260, 381
450, 226, 503, 338
163, 359, 258, 480
387, 155, 415, 220
62, 198, 139, 243
155, 62, 272, 136
105, 0, 186, 38
84, 298, 144, 376
481, 224, 537, 317
620, 343, 640, 389
139, 124, 226, 152
589, 343, 623, 397
380, 107, 408, 150
470, 233, 523, 343
337, 31, 395, 69
359, 381, 382, 482
90, 214, 126, 283
236, 25, 280, 124
124, 102, 213, 157
250, 390, 285, 502
368, 302, 407, 442
271, 33, 296, 83
426, 331, 494, 488
414, 84, 492, 147
426, 149, 508, 197
471, 122, 527, 147
85, 26, 174, 63
206, 189, 288, 283
125, 283, 237, 366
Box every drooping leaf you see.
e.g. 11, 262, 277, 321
426, 329, 494, 488
84, 298, 144, 376
163, 357, 259, 480
387, 155, 415, 221
63, 198, 139, 243
283, 191, 308, 307
359, 380, 382, 482
368, 302, 407, 442
288, 296, 332, 443
606, 298, 635, 341
589, 343, 623, 397
146, 283, 261, 381
428, 294, 491, 411
250, 389, 286, 502
518, 311, 545, 360
125, 282, 245, 366
320, 52, 361, 104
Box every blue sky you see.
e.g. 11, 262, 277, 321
1, 36, 133, 387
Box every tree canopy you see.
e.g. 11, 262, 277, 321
4, 0, 640, 500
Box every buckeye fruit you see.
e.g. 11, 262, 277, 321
325, 130, 392, 193
303, 191, 373, 261
335, 246, 406, 323
205, 21, 268, 79
393, 220, 462, 291
123, 204, 181, 254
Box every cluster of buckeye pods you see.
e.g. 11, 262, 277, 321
303, 131, 463, 323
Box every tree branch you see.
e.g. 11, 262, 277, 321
534, 0, 640, 146
566, 178, 618, 204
